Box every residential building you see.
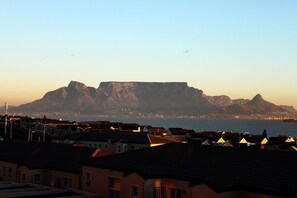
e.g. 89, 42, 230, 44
82, 143, 297, 197
0, 140, 109, 190
0, 181, 97, 197
64, 131, 173, 152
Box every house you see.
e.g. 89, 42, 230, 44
167, 128, 195, 136
264, 136, 296, 150
119, 123, 141, 132
82, 143, 297, 197
200, 138, 233, 147
0, 140, 109, 190
64, 131, 173, 152
250, 135, 268, 145
188, 132, 235, 146
148, 127, 168, 136
239, 136, 250, 147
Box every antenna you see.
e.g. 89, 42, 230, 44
4, 102, 8, 134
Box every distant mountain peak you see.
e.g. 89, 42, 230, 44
251, 94, 264, 102
68, 81, 87, 89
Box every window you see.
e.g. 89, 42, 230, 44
170, 188, 182, 198
108, 177, 121, 198
33, 174, 41, 184
63, 177, 73, 188
118, 146, 121, 152
131, 185, 138, 198
86, 172, 91, 186
153, 187, 166, 198
131, 145, 135, 151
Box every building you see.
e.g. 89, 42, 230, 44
0, 140, 109, 190
0, 181, 97, 197
82, 143, 297, 197
64, 131, 173, 152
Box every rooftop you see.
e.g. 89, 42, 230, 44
84, 143, 297, 197
0, 182, 96, 197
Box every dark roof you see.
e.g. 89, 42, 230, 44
0, 140, 97, 173
147, 135, 174, 144
68, 131, 152, 144
267, 136, 289, 146
34, 119, 71, 124
250, 135, 267, 143
169, 128, 195, 135
84, 143, 297, 197
148, 127, 168, 136
119, 123, 140, 131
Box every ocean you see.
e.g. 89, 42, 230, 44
55, 116, 297, 137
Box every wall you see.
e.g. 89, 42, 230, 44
18, 165, 31, 183
47, 170, 81, 190
0, 161, 19, 182
144, 178, 190, 198
82, 165, 124, 197
122, 172, 145, 198
190, 183, 217, 198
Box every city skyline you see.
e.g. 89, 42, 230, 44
1, 1, 296, 108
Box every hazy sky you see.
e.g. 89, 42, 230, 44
1, 0, 296, 108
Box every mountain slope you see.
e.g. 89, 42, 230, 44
16, 81, 98, 113
11, 81, 296, 117
227, 94, 287, 114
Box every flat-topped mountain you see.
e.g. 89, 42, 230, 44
11, 81, 296, 118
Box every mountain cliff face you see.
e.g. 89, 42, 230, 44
12, 81, 296, 117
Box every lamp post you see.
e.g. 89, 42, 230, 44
30, 130, 36, 142
38, 123, 49, 142
77, 126, 91, 132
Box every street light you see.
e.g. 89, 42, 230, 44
28, 130, 36, 142
77, 126, 91, 132
37, 123, 49, 142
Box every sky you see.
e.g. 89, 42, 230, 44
0, 0, 296, 108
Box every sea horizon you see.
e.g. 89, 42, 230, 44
47, 116, 297, 138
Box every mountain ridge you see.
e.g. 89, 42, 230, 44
10, 81, 297, 118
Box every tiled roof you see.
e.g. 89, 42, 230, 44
84, 143, 297, 196
147, 134, 174, 144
